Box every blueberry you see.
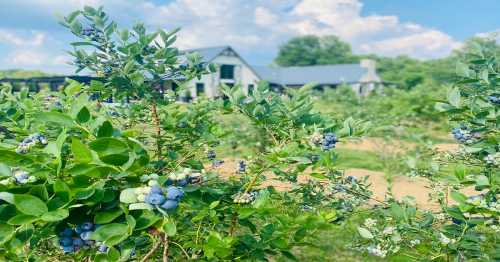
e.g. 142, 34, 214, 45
166, 186, 184, 201
452, 218, 464, 225
97, 245, 108, 253
59, 228, 73, 237
150, 185, 162, 194
145, 193, 166, 205
160, 200, 179, 210
81, 222, 94, 231
75, 225, 83, 234
59, 237, 73, 247
73, 238, 84, 247
177, 178, 188, 187
165, 179, 174, 186
62, 245, 74, 253
80, 231, 92, 241
207, 150, 216, 160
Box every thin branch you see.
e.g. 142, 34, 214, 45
140, 239, 161, 262
162, 234, 169, 262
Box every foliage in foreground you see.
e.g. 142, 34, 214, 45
0, 6, 370, 261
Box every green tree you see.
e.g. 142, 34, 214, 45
275, 35, 358, 66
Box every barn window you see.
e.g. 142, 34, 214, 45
220, 65, 235, 79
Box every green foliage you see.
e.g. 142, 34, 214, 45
275, 35, 358, 66
0, 6, 372, 261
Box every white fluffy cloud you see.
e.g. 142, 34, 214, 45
1, 0, 465, 72
0, 29, 45, 47
141, 0, 461, 59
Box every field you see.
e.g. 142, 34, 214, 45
0, 6, 498, 262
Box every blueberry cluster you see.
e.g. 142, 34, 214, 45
237, 160, 246, 174
58, 222, 107, 254
233, 191, 257, 204
144, 185, 185, 211
0, 169, 37, 186
321, 133, 338, 151
207, 150, 216, 161
16, 133, 48, 154
484, 152, 499, 166
207, 150, 225, 168
166, 168, 204, 186
452, 126, 473, 143
488, 95, 500, 105
81, 27, 104, 42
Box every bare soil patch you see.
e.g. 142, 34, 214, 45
210, 158, 473, 211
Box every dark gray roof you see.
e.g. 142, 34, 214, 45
181, 46, 231, 63
253, 64, 367, 86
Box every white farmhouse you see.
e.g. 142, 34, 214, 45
172, 46, 382, 100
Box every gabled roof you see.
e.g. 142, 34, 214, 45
253, 64, 368, 86
181, 46, 231, 63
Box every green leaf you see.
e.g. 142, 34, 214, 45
0, 223, 14, 244
89, 137, 130, 166
34, 112, 75, 127
209, 201, 220, 209
163, 220, 176, 237
92, 223, 129, 244
475, 175, 489, 186
450, 191, 467, 205
97, 121, 114, 138
357, 227, 373, 239
447, 87, 461, 108
0, 164, 11, 177
95, 209, 124, 224
456, 62, 470, 78
75, 188, 96, 200
72, 138, 93, 163
7, 214, 38, 225
119, 188, 138, 204
41, 209, 69, 222
0, 192, 14, 204
13, 194, 48, 216
76, 106, 91, 123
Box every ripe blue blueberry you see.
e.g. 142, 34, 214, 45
81, 222, 94, 231
177, 178, 188, 187
488, 95, 500, 104
150, 185, 162, 194
207, 150, 216, 160
237, 160, 246, 173
145, 193, 166, 205
62, 245, 74, 253
166, 186, 184, 201
160, 200, 179, 210
59, 227, 73, 237
75, 225, 83, 234
73, 238, 84, 247
59, 237, 73, 247
80, 231, 92, 241
97, 245, 108, 253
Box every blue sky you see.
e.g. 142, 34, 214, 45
0, 0, 498, 74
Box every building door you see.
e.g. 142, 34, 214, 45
196, 83, 205, 97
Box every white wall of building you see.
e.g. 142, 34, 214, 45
186, 52, 261, 99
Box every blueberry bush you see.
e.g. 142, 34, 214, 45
352, 44, 499, 260
0, 6, 372, 261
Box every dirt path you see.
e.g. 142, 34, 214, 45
211, 158, 473, 211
